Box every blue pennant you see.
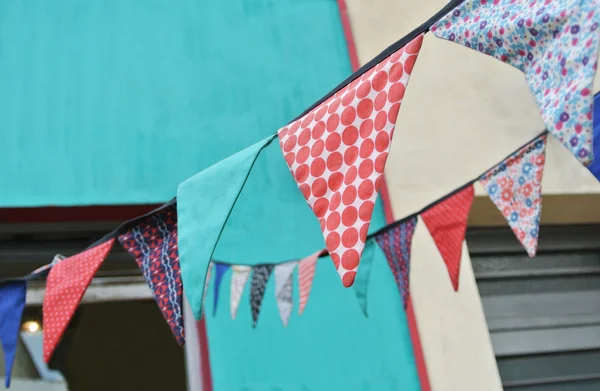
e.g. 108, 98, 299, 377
590, 93, 600, 181
213, 263, 230, 317
0, 281, 27, 388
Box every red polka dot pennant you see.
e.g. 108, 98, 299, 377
278, 34, 424, 287
42, 239, 115, 363
421, 185, 474, 291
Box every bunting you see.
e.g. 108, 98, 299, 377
421, 185, 474, 291
352, 240, 375, 317
1, 0, 595, 347
480, 134, 548, 256
250, 265, 274, 327
212, 263, 230, 317
278, 34, 424, 288
0, 281, 26, 388
118, 205, 184, 345
298, 251, 320, 315
432, 0, 600, 166
230, 265, 252, 320
274, 261, 298, 327
42, 239, 115, 363
374, 217, 417, 308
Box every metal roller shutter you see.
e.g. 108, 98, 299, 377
467, 225, 600, 390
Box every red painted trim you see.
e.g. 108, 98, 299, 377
377, 177, 396, 224
336, 0, 361, 71
0, 204, 162, 223
196, 318, 214, 391
335, 2, 431, 390
406, 297, 431, 391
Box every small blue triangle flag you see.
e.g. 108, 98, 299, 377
213, 263, 230, 316
0, 281, 27, 388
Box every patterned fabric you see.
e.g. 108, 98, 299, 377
118, 206, 184, 345
374, 218, 417, 309
212, 263, 230, 316
421, 185, 474, 291
43, 239, 115, 363
0, 281, 27, 388
274, 261, 298, 327
230, 265, 252, 320
432, 0, 600, 166
278, 35, 424, 288
250, 265, 274, 328
480, 134, 548, 256
298, 251, 321, 315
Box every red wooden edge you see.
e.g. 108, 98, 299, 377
335, 1, 432, 390
0, 204, 162, 223
196, 317, 214, 391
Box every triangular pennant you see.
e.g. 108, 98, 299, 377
421, 185, 474, 291
374, 217, 417, 309
298, 251, 321, 315
118, 205, 185, 345
212, 263, 230, 317
432, 0, 600, 166
178, 134, 276, 319
0, 281, 27, 388
589, 93, 600, 180
250, 265, 274, 328
274, 261, 298, 327
277, 35, 424, 287
352, 240, 375, 317
230, 265, 252, 320
480, 134, 547, 257
43, 239, 115, 363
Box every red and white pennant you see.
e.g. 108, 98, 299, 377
278, 35, 424, 287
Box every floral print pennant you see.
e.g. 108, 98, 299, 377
278, 35, 424, 288
432, 0, 600, 167
480, 134, 548, 256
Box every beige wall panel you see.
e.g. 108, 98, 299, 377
411, 229, 502, 391
347, 1, 600, 389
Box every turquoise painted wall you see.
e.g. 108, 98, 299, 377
0, 0, 421, 389
0, 0, 350, 207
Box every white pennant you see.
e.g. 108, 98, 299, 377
274, 261, 298, 327
201, 261, 213, 317
230, 265, 252, 320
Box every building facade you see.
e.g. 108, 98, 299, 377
1, 0, 600, 390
